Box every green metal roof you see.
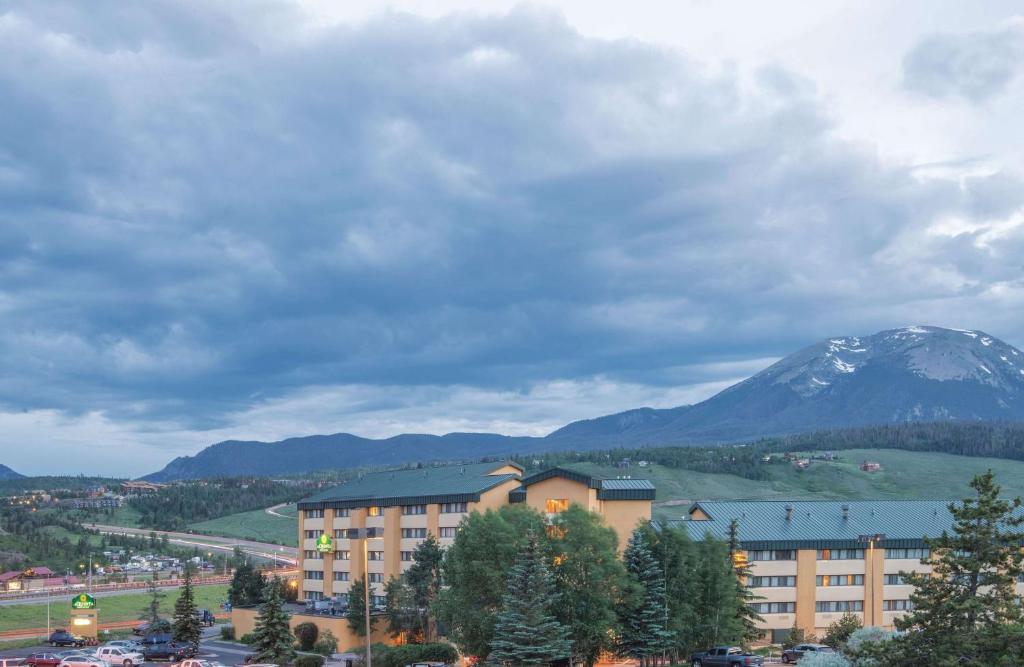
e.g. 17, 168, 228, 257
298, 461, 522, 510
516, 468, 655, 501
669, 500, 961, 550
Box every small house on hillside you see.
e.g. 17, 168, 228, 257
860, 460, 882, 472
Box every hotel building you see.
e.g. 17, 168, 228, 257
294, 462, 655, 605
675, 499, 1024, 642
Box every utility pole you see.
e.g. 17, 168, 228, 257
88, 554, 93, 593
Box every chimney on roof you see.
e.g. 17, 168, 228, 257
842, 504, 850, 521
460, 467, 465, 475
785, 504, 793, 521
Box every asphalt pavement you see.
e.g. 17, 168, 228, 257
0, 628, 252, 665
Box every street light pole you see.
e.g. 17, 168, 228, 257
363, 537, 371, 667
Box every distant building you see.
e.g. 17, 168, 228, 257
0, 567, 78, 592
121, 481, 166, 495
860, 461, 882, 472
793, 458, 811, 469
62, 496, 124, 510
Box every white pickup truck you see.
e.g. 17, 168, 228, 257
94, 646, 145, 667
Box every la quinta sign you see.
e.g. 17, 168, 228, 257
315, 533, 333, 553
71, 593, 97, 609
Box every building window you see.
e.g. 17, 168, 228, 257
817, 549, 864, 560
816, 574, 864, 587
884, 574, 906, 585
368, 506, 381, 517
303, 571, 324, 580
401, 551, 413, 562
402, 504, 427, 515
368, 551, 384, 561
439, 527, 457, 538
371, 595, 387, 606
748, 550, 796, 561
545, 499, 569, 514
816, 600, 864, 612
441, 502, 468, 513
749, 602, 795, 614
303, 550, 322, 560
368, 573, 384, 583
401, 528, 428, 539
334, 550, 350, 560
335, 571, 349, 582
306, 591, 325, 601
883, 599, 913, 611
305, 510, 324, 519
336, 508, 351, 518
304, 530, 323, 539
885, 548, 929, 560
747, 576, 796, 588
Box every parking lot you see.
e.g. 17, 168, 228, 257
0, 629, 255, 666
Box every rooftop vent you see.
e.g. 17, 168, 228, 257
842, 504, 850, 520
785, 504, 794, 521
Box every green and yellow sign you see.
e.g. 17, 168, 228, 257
315, 533, 333, 553
71, 593, 97, 610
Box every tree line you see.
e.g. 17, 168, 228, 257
129, 478, 312, 530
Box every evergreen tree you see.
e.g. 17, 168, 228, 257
550, 506, 628, 667
228, 560, 268, 607
645, 523, 700, 661
691, 538, 743, 650
347, 575, 376, 637
404, 534, 444, 642
172, 564, 202, 645
489, 532, 572, 667
437, 505, 547, 661
618, 528, 674, 666
890, 471, 1024, 665
252, 577, 295, 665
727, 519, 763, 645
140, 570, 166, 626
821, 613, 861, 650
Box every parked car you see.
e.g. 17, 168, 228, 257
133, 619, 171, 637
782, 644, 834, 663
143, 643, 198, 663
94, 646, 144, 667
49, 631, 87, 648
172, 660, 225, 667
54, 653, 90, 662
690, 647, 765, 667
57, 657, 104, 667
193, 609, 216, 627
0, 657, 25, 667
24, 654, 61, 667
140, 633, 173, 646
100, 642, 141, 652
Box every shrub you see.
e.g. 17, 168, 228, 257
374, 643, 459, 667
293, 622, 320, 651
798, 654, 851, 667
294, 655, 325, 667
238, 632, 255, 645
844, 626, 897, 666
220, 625, 236, 641
782, 624, 818, 650
313, 629, 338, 656
823, 612, 862, 649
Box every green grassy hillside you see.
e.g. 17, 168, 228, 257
188, 503, 298, 546
565, 448, 1024, 520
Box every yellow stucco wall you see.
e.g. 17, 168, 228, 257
795, 549, 817, 634
522, 476, 597, 514
231, 607, 396, 652
598, 498, 652, 552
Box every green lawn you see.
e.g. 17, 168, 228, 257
565, 448, 1024, 521
0, 584, 229, 633
188, 504, 298, 546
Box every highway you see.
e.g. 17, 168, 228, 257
85, 523, 297, 565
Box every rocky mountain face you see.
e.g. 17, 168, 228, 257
0, 464, 24, 480
145, 326, 1024, 480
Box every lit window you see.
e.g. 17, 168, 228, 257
368, 506, 381, 517
546, 499, 569, 513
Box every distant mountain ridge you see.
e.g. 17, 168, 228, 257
0, 464, 24, 480
144, 326, 1024, 480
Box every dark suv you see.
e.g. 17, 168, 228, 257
142, 643, 197, 662
782, 644, 834, 663
48, 631, 86, 648
691, 647, 764, 667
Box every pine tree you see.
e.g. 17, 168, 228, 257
252, 577, 295, 665
646, 523, 700, 661
140, 570, 166, 627
347, 575, 376, 637
618, 528, 674, 666
172, 564, 202, 645
405, 533, 444, 642
727, 519, 763, 645
489, 532, 572, 667
891, 471, 1024, 664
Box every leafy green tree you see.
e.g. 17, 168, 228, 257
404, 534, 444, 642
348, 575, 376, 637
617, 528, 674, 665
727, 519, 763, 644
822, 613, 861, 650
644, 522, 700, 661
384, 575, 414, 640
890, 471, 1024, 665
549, 505, 627, 667
140, 570, 166, 625
692, 537, 746, 649
172, 564, 202, 645
229, 560, 267, 607
252, 577, 295, 665
436, 505, 547, 660
294, 621, 320, 651
489, 532, 572, 667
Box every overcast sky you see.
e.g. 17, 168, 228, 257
2, 1, 1024, 476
